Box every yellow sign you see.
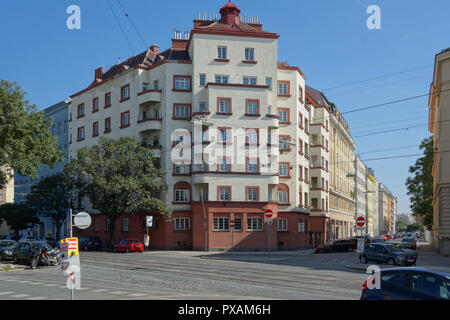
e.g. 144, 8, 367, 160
61, 237, 79, 256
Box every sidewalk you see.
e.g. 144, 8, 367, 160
198, 248, 314, 262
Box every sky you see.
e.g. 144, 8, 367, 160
1, 0, 449, 214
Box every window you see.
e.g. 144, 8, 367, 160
246, 129, 259, 145
265, 77, 272, 89
122, 219, 129, 232
153, 80, 159, 90
174, 164, 191, 175
215, 75, 229, 84
278, 81, 290, 96
279, 136, 289, 150
218, 128, 231, 144
245, 48, 255, 61
279, 163, 289, 177
217, 98, 231, 114
93, 97, 99, 112
247, 158, 259, 173
213, 217, 229, 231
217, 46, 227, 59
218, 158, 231, 172
77, 127, 85, 141
299, 86, 304, 102
247, 218, 263, 231
298, 220, 306, 233
299, 165, 303, 180
120, 111, 130, 128
121, 84, 130, 101
218, 187, 231, 201
77, 104, 85, 118
299, 113, 303, 128
94, 220, 99, 232
105, 92, 111, 107
104, 118, 111, 133
246, 99, 259, 115
278, 219, 288, 232
381, 272, 407, 289
174, 104, 191, 119
278, 109, 290, 123
174, 189, 190, 203
243, 77, 257, 85
175, 218, 190, 231
174, 76, 191, 91
92, 121, 99, 137
305, 167, 309, 181
278, 184, 289, 204
199, 102, 208, 113
199, 74, 206, 86
234, 218, 243, 231
142, 82, 149, 92
246, 187, 259, 201
411, 273, 449, 299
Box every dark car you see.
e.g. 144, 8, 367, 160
361, 268, 450, 300
315, 239, 355, 253
371, 237, 385, 244
401, 237, 417, 250
361, 243, 417, 266
0, 240, 18, 261
79, 237, 102, 251
12, 241, 59, 268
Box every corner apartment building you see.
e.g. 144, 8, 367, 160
367, 168, 378, 237
14, 101, 69, 239
429, 47, 450, 255
328, 101, 356, 239
378, 183, 390, 235
355, 156, 368, 236
0, 166, 14, 236
69, 1, 323, 250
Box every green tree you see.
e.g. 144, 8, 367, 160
64, 137, 172, 246
405, 137, 433, 228
396, 219, 408, 232
0, 80, 64, 188
0, 203, 39, 235
25, 173, 71, 241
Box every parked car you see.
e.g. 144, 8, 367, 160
382, 234, 393, 241
314, 239, 355, 253
371, 237, 385, 244
401, 237, 417, 250
0, 240, 18, 261
79, 237, 102, 251
360, 243, 417, 266
361, 267, 450, 300
113, 239, 144, 253
12, 241, 60, 268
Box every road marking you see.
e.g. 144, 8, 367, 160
43, 284, 58, 287
79, 287, 91, 290
92, 289, 108, 293
127, 293, 148, 297
109, 291, 128, 295
28, 297, 46, 300
11, 294, 30, 298
29, 282, 43, 285
0, 292, 15, 295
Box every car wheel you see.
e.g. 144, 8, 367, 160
125, 248, 129, 254
13, 255, 19, 265
84, 246, 88, 251
387, 258, 395, 266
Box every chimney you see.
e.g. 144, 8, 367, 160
95, 67, 104, 80
150, 44, 159, 55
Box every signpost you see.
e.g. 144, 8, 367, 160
145, 216, 153, 249
356, 216, 366, 229
357, 238, 366, 253
60, 237, 81, 300
73, 212, 92, 230
230, 219, 235, 252
265, 210, 273, 253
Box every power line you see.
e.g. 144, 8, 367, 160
114, 0, 148, 48
323, 65, 432, 91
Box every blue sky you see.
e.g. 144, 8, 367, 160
1, 0, 449, 214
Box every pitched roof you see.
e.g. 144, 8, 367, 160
305, 86, 329, 106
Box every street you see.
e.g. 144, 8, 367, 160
1, 242, 448, 300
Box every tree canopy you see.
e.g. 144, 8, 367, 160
0, 203, 39, 234
0, 80, 63, 188
64, 137, 172, 245
405, 137, 434, 228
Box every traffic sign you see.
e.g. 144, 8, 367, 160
356, 216, 366, 228
264, 209, 273, 219
230, 219, 235, 230
146, 216, 153, 227
73, 212, 91, 230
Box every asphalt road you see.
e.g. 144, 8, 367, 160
0, 249, 368, 300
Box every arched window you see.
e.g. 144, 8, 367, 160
174, 181, 191, 203
278, 184, 289, 204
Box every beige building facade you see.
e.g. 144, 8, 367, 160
0, 166, 14, 236
429, 47, 450, 255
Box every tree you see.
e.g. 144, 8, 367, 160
405, 137, 434, 228
25, 173, 71, 241
0, 80, 64, 188
396, 219, 408, 232
64, 137, 172, 246
0, 203, 39, 235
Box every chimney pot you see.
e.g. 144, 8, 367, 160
150, 44, 159, 55
95, 67, 104, 80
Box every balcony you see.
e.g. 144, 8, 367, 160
192, 164, 279, 185
137, 117, 162, 132
142, 140, 162, 158
137, 89, 162, 105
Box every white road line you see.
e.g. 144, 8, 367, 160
109, 291, 128, 295
127, 293, 148, 297
11, 294, 30, 298
79, 288, 91, 290
43, 284, 58, 287
0, 292, 15, 295
29, 282, 43, 285
28, 297, 46, 300
92, 289, 108, 293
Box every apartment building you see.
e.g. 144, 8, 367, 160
429, 47, 450, 255
355, 156, 368, 236
328, 102, 356, 239
14, 101, 69, 239
378, 183, 390, 235
0, 166, 14, 236
367, 168, 379, 237
69, 1, 317, 251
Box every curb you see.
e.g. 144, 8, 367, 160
200, 255, 292, 262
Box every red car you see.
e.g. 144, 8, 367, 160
383, 234, 393, 241
113, 239, 144, 253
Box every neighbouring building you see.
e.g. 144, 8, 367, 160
367, 168, 378, 237
428, 47, 450, 255
0, 166, 14, 236
378, 183, 390, 235
69, 1, 322, 251
14, 101, 69, 239
328, 101, 356, 239
355, 156, 367, 236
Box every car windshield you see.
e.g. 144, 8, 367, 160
403, 238, 413, 242
387, 245, 402, 252
119, 240, 129, 245
0, 241, 16, 247
31, 242, 53, 251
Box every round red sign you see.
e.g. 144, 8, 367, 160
264, 210, 273, 219
356, 216, 366, 228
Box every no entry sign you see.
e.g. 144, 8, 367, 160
230, 219, 235, 230
264, 210, 273, 219
356, 216, 366, 228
